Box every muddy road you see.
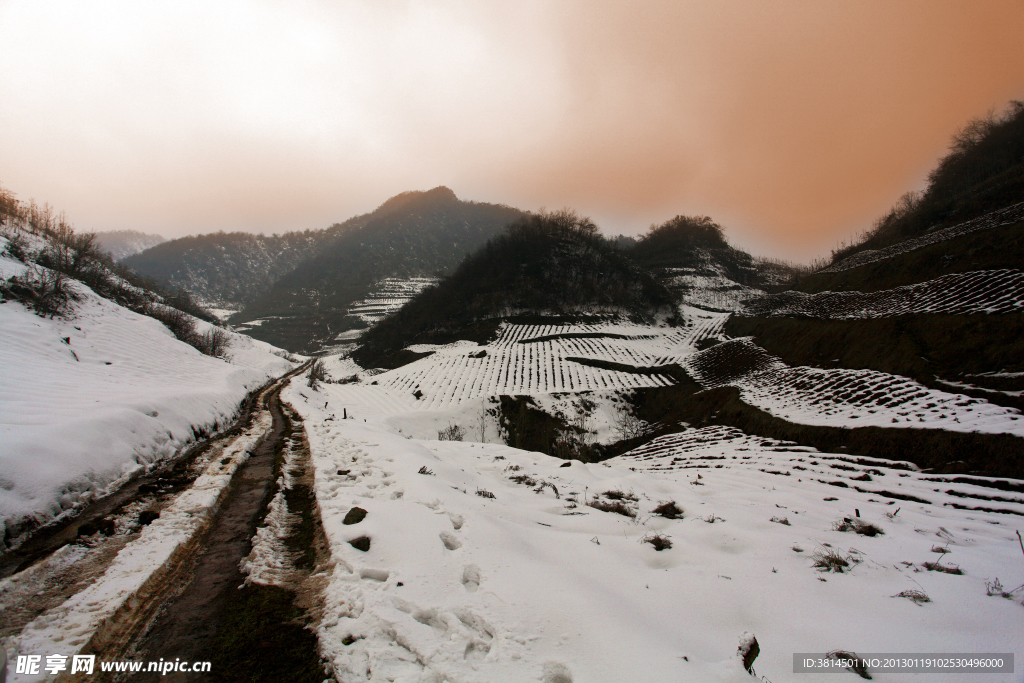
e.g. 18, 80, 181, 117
119, 380, 329, 683
1, 363, 331, 683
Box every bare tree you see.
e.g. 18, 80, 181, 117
307, 359, 328, 390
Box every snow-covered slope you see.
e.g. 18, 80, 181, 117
371, 322, 694, 410
821, 202, 1024, 275
683, 339, 1024, 436
0, 253, 298, 544
283, 379, 1024, 683
745, 269, 1024, 318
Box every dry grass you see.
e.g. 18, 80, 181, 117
588, 499, 636, 518
894, 589, 931, 605
833, 517, 884, 537
812, 547, 851, 573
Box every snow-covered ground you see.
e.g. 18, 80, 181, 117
0, 252, 299, 544
283, 377, 1024, 683
662, 271, 765, 312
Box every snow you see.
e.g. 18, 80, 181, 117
0, 253, 298, 543
283, 379, 1024, 683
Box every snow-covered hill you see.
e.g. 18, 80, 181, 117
0, 245, 299, 546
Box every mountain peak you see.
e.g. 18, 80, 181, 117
376, 186, 459, 215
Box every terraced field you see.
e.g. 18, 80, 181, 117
821, 201, 1024, 274
745, 268, 1024, 318
372, 322, 700, 409
684, 339, 1024, 436
661, 270, 765, 311
615, 425, 1024, 516
347, 277, 440, 324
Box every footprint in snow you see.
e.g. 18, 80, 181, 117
542, 661, 573, 683
462, 564, 481, 592
440, 531, 462, 550
448, 512, 465, 530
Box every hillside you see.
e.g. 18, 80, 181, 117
352, 210, 677, 368
729, 201, 1024, 418
236, 187, 525, 352
123, 229, 326, 310
93, 230, 165, 261
0, 216, 299, 546
629, 215, 797, 310
830, 100, 1024, 263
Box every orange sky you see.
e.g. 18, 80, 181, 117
1, 1, 1022, 261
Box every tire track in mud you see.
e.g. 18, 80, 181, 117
0, 367, 307, 647
110, 381, 331, 683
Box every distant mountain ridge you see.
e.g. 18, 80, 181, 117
235, 187, 525, 351
123, 230, 327, 308
94, 230, 165, 261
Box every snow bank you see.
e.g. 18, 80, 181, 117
0, 255, 297, 541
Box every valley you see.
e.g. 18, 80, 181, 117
3, 115, 1024, 682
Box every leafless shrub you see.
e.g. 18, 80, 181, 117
192, 328, 232, 358
2, 228, 29, 261
534, 481, 559, 498
770, 516, 791, 526
417, 465, 435, 476
307, 358, 328, 390
923, 561, 963, 575
588, 499, 636, 518
652, 501, 684, 519
984, 578, 1020, 598
602, 489, 638, 502
703, 513, 724, 523
438, 423, 465, 441
833, 517, 884, 537
642, 532, 673, 551
2, 266, 79, 318
509, 474, 538, 487
147, 303, 197, 343
475, 488, 495, 499
614, 407, 647, 441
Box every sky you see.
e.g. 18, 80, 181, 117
1, 1, 1022, 262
